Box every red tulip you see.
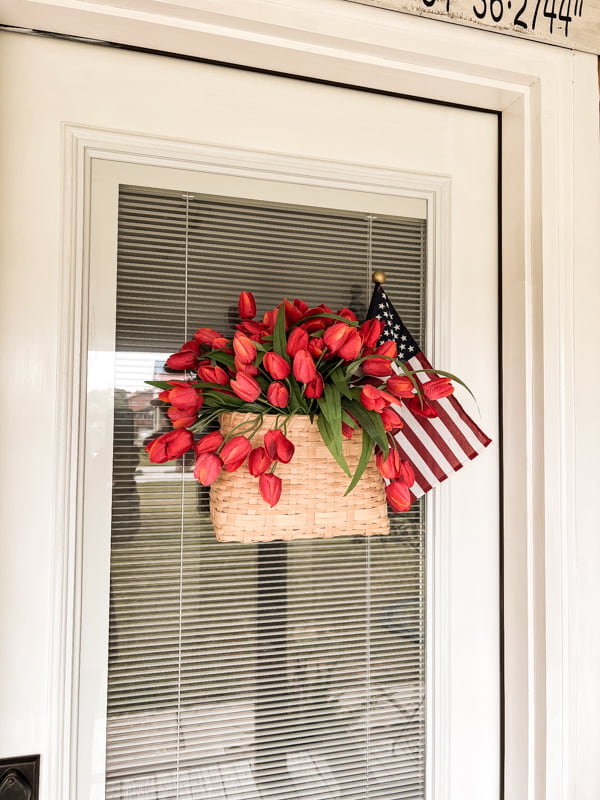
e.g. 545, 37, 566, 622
267, 381, 290, 408
210, 336, 230, 351
387, 375, 416, 399
194, 430, 224, 455
376, 448, 402, 479
238, 291, 257, 320
234, 357, 259, 377
336, 307, 358, 322
167, 383, 203, 413
293, 298, 309, 314
292, 350, 317, 383
307, 337, 324, 359
197, 364, 229, 385
264, 429, 295, 463
165, 350, 198, 371
360, 384, 397, 412
146, 429, 194, 463
376, 340, 397, 359
380, 406, 403, 432
248, 446, 273, 477
167, 406, 198, 429
406, 396, 439, 418
259, 473, 283, 507
194, 327, 223, 345
233, 333, 257, 365
230, 372, 262, 402
287, 327, 309, 357
342, 422, 355, 439
386, 480, 412, 512
194, 453, 223, 485
220, 435, 252, 472
283, 299, 303, 325
262, 308, 278, 334
359, 318, 384, 348
304, 373, 324, 399
423, 377, 454, 400
262, 352, 291, 380
399, 460, 415, 488
337, 329, 363, 361
322, 322, 352, 354
362, 357, 394, 378
238, 320, 268, 341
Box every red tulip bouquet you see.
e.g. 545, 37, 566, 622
146, 291, 459, 514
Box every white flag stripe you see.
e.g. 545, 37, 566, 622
397, 404, 460, 477
391, 406, 442, 490
407, 355, 487, 455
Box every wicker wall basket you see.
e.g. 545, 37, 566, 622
210, 412, 390, 544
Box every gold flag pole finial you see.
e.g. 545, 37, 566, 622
372, 270, 387, 284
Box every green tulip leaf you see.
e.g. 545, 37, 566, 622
344, 428, 374, 496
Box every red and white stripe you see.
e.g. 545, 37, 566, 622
393, 352, 491, 499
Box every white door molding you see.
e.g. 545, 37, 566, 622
3, 4, 596, 800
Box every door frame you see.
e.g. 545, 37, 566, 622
9, 3, 597, 800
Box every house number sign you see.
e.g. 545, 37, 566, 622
348, 0, 599, 53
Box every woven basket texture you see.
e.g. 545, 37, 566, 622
210, 412, 390, 543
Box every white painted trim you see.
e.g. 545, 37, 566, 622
30, 5, 600, 799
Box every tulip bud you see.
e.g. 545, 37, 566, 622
399, 460, 415, 488
376, 340, 397, 359
165, 350, 198, 371
380, 406, 403, 432
322, 322, 352, 354
341, 422, 354, 439
167, 383, 203, 413
248, 446, 273, 477
197, 364, 229, 385
287, 327, 309, 357
387, 375, 416, 398
304, 373, 324, 399
262, 352, 291, 380
386, 480, 412, 512
238, 291, 257, 320
146, 429, 194, 463
194, 430, 224, 455
230, 372, 262, 402
259, 473, 283, 507
336, 307, 358, 322
292, 350, 317, 384
233, 333, 257, 365
337, 329, 363, 361
423, 376, 455, 400
362, 357, 394, 378
307, 337, 324, 359
359, 318, 384, 349
167, 407, 198, 429
220, 436, 252, 472
194, 327, 223, 345
359, 384, 398, 412
194, 453, 223, 486
406, 396, 439, 418
234, 357, 260, 377
267, 381, 290, 408
376, 448, 402, 480
264, 429, 295, 463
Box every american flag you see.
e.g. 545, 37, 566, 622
366, 284, 491, 499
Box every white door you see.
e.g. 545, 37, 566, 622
0, 32, 498, 800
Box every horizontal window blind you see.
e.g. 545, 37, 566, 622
107, 186, 427, 800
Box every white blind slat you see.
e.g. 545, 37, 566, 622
107, 185, 427, 799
